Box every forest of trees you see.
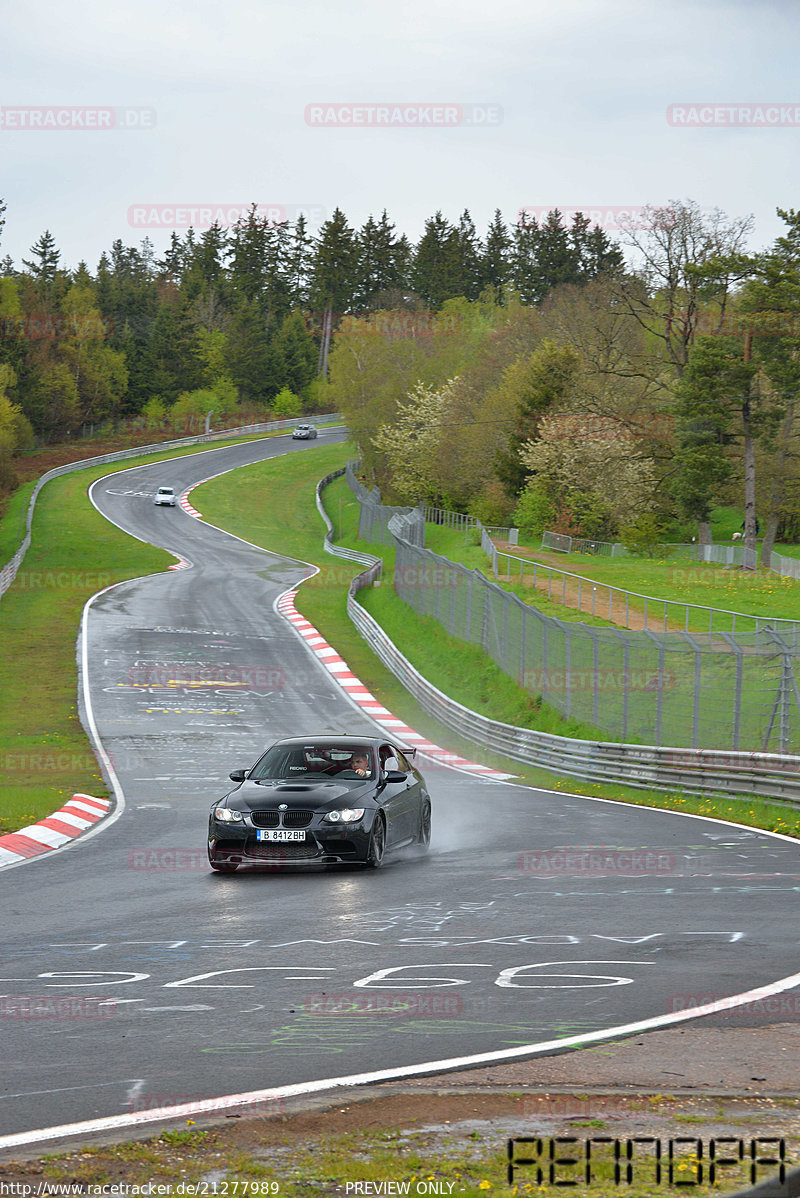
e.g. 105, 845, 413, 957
2, 195, 800, 556
329, 201, 800, 561
0, 201, 621, 446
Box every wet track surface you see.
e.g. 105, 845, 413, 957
3, 432, 800, 1140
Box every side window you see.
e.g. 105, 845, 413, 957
394, 749, 411, 772
381, 745, 408, 773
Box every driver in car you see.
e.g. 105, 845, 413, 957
350, 752, 370, 776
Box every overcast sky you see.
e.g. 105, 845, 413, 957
2, 0, 799, 269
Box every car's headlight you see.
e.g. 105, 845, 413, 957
323, 808, 365, 824
214, 807, 244, 822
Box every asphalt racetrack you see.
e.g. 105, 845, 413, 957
3, 431, 800, 1145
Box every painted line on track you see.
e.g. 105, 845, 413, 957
4, 966, 800, 1151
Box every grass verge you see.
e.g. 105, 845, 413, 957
194, 451, 800, 842
426, 523, 800, 630
2, 1091, 797, 1195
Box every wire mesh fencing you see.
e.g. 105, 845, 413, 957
343, 463, 800, 753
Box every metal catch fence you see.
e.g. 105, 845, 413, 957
344, 464, 800, 753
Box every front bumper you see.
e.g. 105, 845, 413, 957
208, 815, 373, 867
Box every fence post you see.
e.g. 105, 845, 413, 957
565, 623, 572, 719
613, 630, 630, 741
466, 572, 473, 640
656, 641, 665, 745
503, 596, 509, 673
681, 632, 703, 749
542, 618, 549, 705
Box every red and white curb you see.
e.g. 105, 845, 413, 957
179, 491, 202, 517
0, 794, 112, 867
180, 473, 226, 519
276, 590, 513, 780
168, 556, 192, 570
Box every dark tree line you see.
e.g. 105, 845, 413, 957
0, 201, 624, 442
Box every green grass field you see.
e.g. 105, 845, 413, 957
426, 523, 800, 631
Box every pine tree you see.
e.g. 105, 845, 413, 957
225, 296, 272, 402
182, 223, 228, 301
158, 232, 185, 282
139, 291, 203, 403
454, 209, 483, 301
411, 212, 462, 308
286, 215, 313, 309
309, 208, 359, 374
273, 310, 317, 395
354, 211, 406, 310
228, 205, 271, 305
483, 210, 511, 299
22, 230, 62, 287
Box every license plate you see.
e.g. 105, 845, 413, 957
256, 830, 306, 842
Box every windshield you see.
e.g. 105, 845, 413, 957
250, 743, 374, 781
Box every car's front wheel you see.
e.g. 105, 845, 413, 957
366, 815, 386, 869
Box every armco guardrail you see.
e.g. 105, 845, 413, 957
0, 416, 341, 601
317, 467, 800, 802
315, 468, 381, 570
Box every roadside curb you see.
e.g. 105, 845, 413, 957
275, 589, 514, 780
0, 794, 112, 868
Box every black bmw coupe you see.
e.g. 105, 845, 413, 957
208, 735, 431, 872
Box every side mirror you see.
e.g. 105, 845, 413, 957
229, 769, 247, 783
384, 770, 407, 783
